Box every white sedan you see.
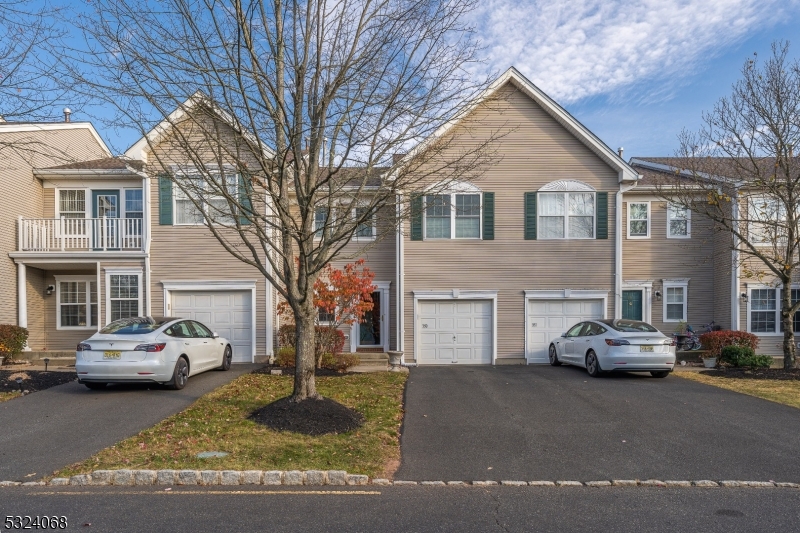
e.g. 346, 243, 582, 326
549, 319, 676, 378
75, 317, 233, 390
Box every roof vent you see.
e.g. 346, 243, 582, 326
63, 108, 72, 122
617, 147, 624, 158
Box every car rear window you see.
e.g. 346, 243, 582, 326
100, 317, 171, 335
600, 319, 659, 333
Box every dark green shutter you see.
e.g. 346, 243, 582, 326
524, 192, 537, 240
596, 192, 608, 239
158, 174, 173, 225
238, 173, 253, 225
482, 192, 495, 240
410, 194, 423, 241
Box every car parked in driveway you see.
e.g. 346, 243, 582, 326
549, 319, 676, 378
75, 317, 233, 390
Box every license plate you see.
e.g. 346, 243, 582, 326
640, 346, 654, 352
103, 351, 121, 359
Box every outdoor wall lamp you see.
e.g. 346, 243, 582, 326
740, 292, 748, 303
654, 290, 662, 301
45, 285, 55, 296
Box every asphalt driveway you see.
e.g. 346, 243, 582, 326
395, 365, 800, 482
0, 364, 260, 481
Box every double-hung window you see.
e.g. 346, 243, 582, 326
174, 172, 238, 225
59, 190, 88, 237
56, 278, 97, 329
667, 204, 690, 238
354, 207, 376, 240
662, 279, 689, 322
125, 190, 143, 220
748, 286, 800, 334
107, 272, 142, 322
628, 202, 649, 238
423, 193, 481, 239
538, 192, 595, 239
748, 196, 784, 245
314, 207, 329, 239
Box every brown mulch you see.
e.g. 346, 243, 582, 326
700, 368, 800, 381
251, 366, 356, 377
249, 396, 365, 436
1, 369, 77, 393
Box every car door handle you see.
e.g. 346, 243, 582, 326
203, 341, 209, 344
184, 342, 190, 345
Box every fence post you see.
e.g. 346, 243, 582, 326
17, 215, 23, 251
60, 216, 66, 251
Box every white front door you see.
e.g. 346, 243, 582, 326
527, 299, 604, 363
171, 290, 253, 363
418, 300, 493, 365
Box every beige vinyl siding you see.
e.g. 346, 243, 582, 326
621, 198, 716, 334
43, 269, 97, 351
145, 117, 270, 357
402, 82, 618, 362
25, 267, 47, 350
44, 188, 55, 219
0, 126, 108, 325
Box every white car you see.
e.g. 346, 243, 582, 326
549, 319, 676, 378
75, 317, 233, 390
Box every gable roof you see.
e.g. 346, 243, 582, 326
397, 67, 640, 183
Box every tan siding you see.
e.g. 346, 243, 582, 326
43, 188, 55, 219
44, 269, 97, 351
25, 268, 46, 349
0, 126, 108, 325
402, 83, 618, 362
621, 198, 716, 335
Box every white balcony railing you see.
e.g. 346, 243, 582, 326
18, 217, 144, 252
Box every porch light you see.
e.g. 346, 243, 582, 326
654, 290, 662, 302
740, 292, 748, 303
46, 285, 54, 296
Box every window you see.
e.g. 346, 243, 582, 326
565, 322, 585, 337
748, 286, 800, 334
628, 202, 649, 238
667, 204, 690, 238
748, 196, 785, 245
538, 192, 595, 239
107, 273, 141, 322
318, 307, 335, 324
662, 279, 689, 322
314, 207, 329, 238
190, 321, 214, 338
174, 173, 238, 225
59, 190, 86, 219
125, 189, 143, 219
56, 279, 97, 329
354, 207, 375, 240
165, 321, 194, 338
423, 193, 482, 239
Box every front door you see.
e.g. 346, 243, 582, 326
622, 290, 643, 321
359, 291, 382, 347
92, 190, 120, 249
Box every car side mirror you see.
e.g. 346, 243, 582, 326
212, 332, 219, 339
561, 333, 567, 338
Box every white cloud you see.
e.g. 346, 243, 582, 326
472, 0, 800, 103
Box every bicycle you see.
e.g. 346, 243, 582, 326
679, 321, 717, 351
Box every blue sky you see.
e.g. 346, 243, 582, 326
52, 0, 800, 159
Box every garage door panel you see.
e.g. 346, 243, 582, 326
527, 298, 603, 364
194, 294, 213, 307
455, 333, 472, 344
192, 312, 213, 324
417, 299, 492, 365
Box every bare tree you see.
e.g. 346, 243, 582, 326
67, 0, 501, 400
654, 42, 800, 369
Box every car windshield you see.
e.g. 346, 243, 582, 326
600, 319, 659, 333
100, 317, 172, 335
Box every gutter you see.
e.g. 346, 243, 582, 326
615, 178, 639, 318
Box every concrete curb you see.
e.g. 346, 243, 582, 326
2, 472, 800, 489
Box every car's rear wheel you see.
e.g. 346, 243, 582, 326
84, 382, 106, 390
218, 345, 232, 371
548, 345, 562, 366
650, 371, 670, 378
168, 357, 189, 390
586, 351, 603, 377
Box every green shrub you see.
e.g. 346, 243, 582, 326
0, 325, 29, 361
699, 330, 759, 358
740, 354, 774, 369
720, 345, 756, 367
275, 346, 296, 367
318, 352, 361, 372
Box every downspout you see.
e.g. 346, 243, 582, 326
143, 173, 152, 316
615, 179, 639, 318
730, 186, 740, 330
396, 193, 406, 361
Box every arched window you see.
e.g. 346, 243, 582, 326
537, 180, 596, 239
423, 181, 483, 239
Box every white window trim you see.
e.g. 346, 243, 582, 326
104, 268, 143, 324
352, 207, 377, 242
622, 281, 653, 324
666, 203, 691, 239
745, 283, 799, 336
627, 201, 651, 239
422, 192, 483, 240
54, 275, 97, 330
662, 278, 689, 323
537, 191, 597, 240
747, 195, 785, 246
172, 170, 239, 226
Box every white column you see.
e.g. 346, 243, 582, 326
17, 262, 27, 328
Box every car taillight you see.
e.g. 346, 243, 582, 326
605, 339, 631, 346
134, 343, 167, 352
77, 343, 92, 351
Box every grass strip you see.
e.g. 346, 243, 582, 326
677, 371, 800, 409
56, 371, 406, 479
0, 391, 22, 403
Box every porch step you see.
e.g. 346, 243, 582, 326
17, 351, 75, 362
353, 352, 389, 363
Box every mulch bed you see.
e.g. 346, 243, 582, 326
251, 366, 356, 377
1, 369, 77, 393
249, 396, 365, 436
700, 368, 800, 381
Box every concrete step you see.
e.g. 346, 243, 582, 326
14, 351, 75, 362
354, 352, 389, 362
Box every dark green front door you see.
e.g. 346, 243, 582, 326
622, 290, 643, 321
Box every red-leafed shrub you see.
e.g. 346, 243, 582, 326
699, 330, 759, 358
0, 325, 29, 362
277, 324, 345, 368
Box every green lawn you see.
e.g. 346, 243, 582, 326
677, 371, 800, 409
56, 371, 407, 479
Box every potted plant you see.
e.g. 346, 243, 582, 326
673, 321, 689, 351
387, 351, 403, 371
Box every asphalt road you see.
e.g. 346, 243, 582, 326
395, 366, 800, 482
1, 485, 798, 532
0, 364, 260, 481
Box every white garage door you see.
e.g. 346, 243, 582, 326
526, 299, 604, 363
418, 300, 493, 365
171, 291, 253, 363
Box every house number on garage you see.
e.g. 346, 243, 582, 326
532, 323, 537, 327
421, 322, 429, 328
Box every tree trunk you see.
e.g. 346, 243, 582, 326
292, 307, 320, 401
781, 282, 797, 369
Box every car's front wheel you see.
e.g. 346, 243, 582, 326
218, 345, 232, 371
84, 382, 106, 390
168, 357, 189, 390
548, 344, 562, 366
650, 371, 670, 378
586, 351, 603, 378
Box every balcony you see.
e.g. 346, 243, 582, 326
18, 217, 144, 252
